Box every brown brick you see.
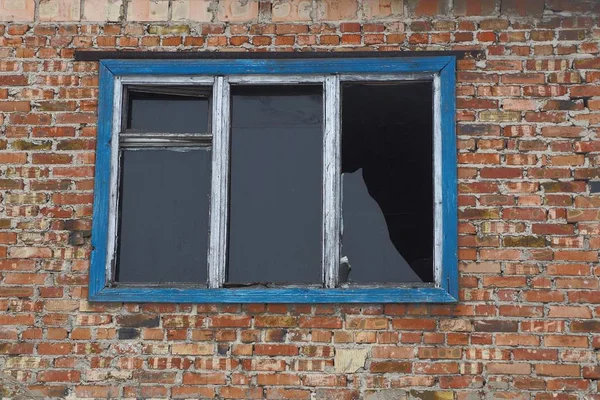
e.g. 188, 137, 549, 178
571, 321, 600, 332
474, 320, 518, 332
454, 0, 496, 16
500, 0, 544, 16
371, 361, 412, 373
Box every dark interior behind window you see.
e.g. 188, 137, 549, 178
341, 81, 434, 283
227, 85, 323, 285
115, 86, 212, 284
126, 88, 210, 133
116, 149, 211, 284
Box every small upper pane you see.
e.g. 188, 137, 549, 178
125, 87, 210, 133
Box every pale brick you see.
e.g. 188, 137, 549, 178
317, 0, 359, 20
172, 0, 211, 22
127, 0, 169, 21
272, 0, 312, 22
362, 0, 403, 19
0, 0, 35, 21
83, 0, 123, 22
171, 343, 214, 355
39, 0, 81, 22
218, 0, 259, 22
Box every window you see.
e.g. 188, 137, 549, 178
89, 56, 457, 303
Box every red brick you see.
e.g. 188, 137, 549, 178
38, 370, 81, 382
536, 364, 580, 377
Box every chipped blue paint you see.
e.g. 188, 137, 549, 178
440, 59, 458, 300
90, 56, 458, 304
103, 57, 452, 76
90, 286, 456, 303
89, 62, 114, 298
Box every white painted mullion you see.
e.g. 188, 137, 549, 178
323, 76, 341, 289
106, 76, 123, 283
339, 72, 435, 82
228, 75, 325, 84
208, 76, 230, 288
119, 75, 215, 85
433, 73, 443, 287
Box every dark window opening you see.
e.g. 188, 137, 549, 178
125, 86, 211, 133
227, 85, 323, 285
115, 86, 212, 284
115, 149, 212, 284
340, 81, 434, 283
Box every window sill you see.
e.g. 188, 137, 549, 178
88, 286, 458, 303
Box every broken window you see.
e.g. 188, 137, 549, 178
90, 57, 457, 303
341, 82, 434, 284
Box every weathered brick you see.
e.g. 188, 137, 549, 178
116, 315, 160, 328
371, 361, 412, 373
474, 320, 518, 332
0, 3, 596, 398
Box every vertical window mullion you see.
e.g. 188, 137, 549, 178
107, 76, 123, 284
208, 76, 231, 288
323, 75, 341, 288
433, 73, 443, 287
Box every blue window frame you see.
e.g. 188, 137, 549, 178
89, 56, 457, 303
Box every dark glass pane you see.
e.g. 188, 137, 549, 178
341, 82, 434, 283
228, 85, 323, 284
126, 89, 209, 133
115, 149, 211, 284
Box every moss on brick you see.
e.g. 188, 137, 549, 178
542, 181, 586, 193
371, 361, 412, 373
409, 391, 454, 400
479, 110, 522, 122
503, 236, 547, 247
0, 179, 24, 190
148, 25, 191, 35
56, 139, 95, 151
459, 208, 500, 220
11, 140, 52, 151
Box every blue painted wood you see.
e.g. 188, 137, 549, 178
440, 58, 459, 301
89, 62, 115, 298
89, 286, 456, 303
103, 57, 454, 76
89, 56, 459, 304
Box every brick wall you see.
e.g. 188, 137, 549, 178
1, 0, 600, 398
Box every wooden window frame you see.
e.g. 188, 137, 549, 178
89, 56, 457, 303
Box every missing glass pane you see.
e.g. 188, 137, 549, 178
125, 86, 210, 133
115, 149, 211, 284
227, 85, 323, 285
341, 81, 434, 283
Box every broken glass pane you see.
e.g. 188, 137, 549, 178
228, 85, 323, 285
115, 149, 211, 284
126, 88, 210, 133
341, 82, 434, 283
